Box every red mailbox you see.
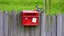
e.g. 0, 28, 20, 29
21, 10, 39, 26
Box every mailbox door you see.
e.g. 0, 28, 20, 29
22, 17, 38, 26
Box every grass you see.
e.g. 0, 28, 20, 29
0, 0, 44, 12
0, 0, 64, 15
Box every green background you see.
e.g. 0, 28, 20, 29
0, 0, 64, 15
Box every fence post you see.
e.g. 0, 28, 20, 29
52, 14, 57, 36
41, 12, 46, 36
3, 10, 8, 36
12, 10, 17, 36
17, 11, 24, 36
0, 10, 4, 36
10, 10, 14, 36
24, 27, 30, 36
62, 14, 64, 36
34, 12, 41, 36
8, 11, 12, 36
57, 13, 62, 36
29, 27, 34, 36
46, 15, 51, 36
45, 15, 48, 36
8, 10, 16, 36
17, 11, 22, 36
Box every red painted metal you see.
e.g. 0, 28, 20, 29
22, 10, 38, 26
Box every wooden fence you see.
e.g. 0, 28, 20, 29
0, 10, 64, 36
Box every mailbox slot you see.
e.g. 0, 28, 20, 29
25, 13, 36, 16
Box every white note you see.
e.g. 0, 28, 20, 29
32, 18, 37, 23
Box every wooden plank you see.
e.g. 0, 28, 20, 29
8, 10, 17, 36
0, 10, 4, 36
17, 11, 21, 36
17, 13, 22, 36
52, 14, 57, 36
41, 12, 46, 36
10, 11, 14, 36
34, 12, 41, 36
17, 11, 24, 36
46, 15, 51, 36
3, 10, 8, 36
8, 12, 11, 36
57, 13, 62, 36
20, 11, 24, 36
45, 15, 48, 36
29, 27, 34, 36
24, 27, 29, 36
12, 10, 17, 36
62, 14, 64, 36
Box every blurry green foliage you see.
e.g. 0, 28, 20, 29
0, 0, 64, 15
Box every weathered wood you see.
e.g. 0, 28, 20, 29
46, 15, 51, 36
17, 11, 24, 36
8, 10, 18, 36
34, 13, 40, 36
8, 12, 12, 36
29, 27, 34, 36
17, 11, 22, 36
0, 10, 4, 36
62, 14, 64, 36
10, 11, 15, 36
24, 27, 29, 36
1, 10, 64, 36
12, 11, 17, 36
3, 10, 8, 36
45, 15, 48, 36
57, 13, 62, 36
52, 15, 57, 36
41, 12, 46, 36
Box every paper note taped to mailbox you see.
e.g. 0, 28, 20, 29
32, 18, 37, 23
